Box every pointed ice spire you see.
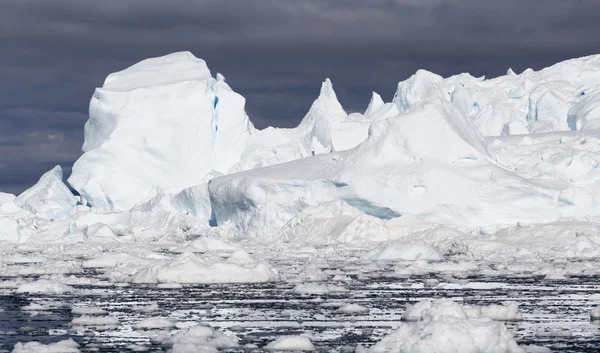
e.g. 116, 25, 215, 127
320, 78, 336, 99
315, 78, 346, 117
364, 91, 385, 117
216, 73, 225, 82
507, 68, 516, 77
297, 78, 348, 151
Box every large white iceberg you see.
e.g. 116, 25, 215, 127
68, 52, 255, 211
229, 78, 372, 173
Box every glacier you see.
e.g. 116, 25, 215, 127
2, 51, 600, 352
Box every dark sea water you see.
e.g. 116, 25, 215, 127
2, 264, 600, 352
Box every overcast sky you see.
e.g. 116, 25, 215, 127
1, 0, 599, 194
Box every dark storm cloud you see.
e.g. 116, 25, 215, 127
1, 0, 600, 194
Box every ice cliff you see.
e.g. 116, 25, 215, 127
68, 52, 255, 211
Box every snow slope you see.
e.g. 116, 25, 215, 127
209, 98, 580, 237
14, 165, 77, 220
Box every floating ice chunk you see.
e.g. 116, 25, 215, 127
590, 305, 600, 320
403, 300, 522, 322
70, 315, 120, 328
16, 279, 74, 294
134, 317, 176, 330
363, 241, 443, 261
71, 306, 108, 316
265, 335, 315, 351
370, 300, 524, 353
162, 324, 239, 353
401, 300, 434, 322
479, 302, 523, 321
292, 283, 348, 294
14, 166, 77, 220
295, 262, 328, 282
132, 303, 160, 313
132, 251, 279, 284
337, 303, 370, 315
11, 339, 80, 353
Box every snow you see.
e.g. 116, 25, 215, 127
16, 279, 74, 294
12, 339, 80, 353
14, 166, 77, 220
265, 335, 315, 351
369, 300, 525, 353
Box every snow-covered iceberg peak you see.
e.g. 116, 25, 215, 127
364, 91, 385, 117
297, 78, 348, 153
14, 165, 77, 220
68, 52, 255, 211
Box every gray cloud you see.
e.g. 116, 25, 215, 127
1, 0, 599, 194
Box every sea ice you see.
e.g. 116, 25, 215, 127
16, 279, 74, 294
370, 300, 525, 353
265, 335, 315, 351
11, 339, 80, 353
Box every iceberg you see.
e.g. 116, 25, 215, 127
14, 165, 77, 220
68, 52, 255, 211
